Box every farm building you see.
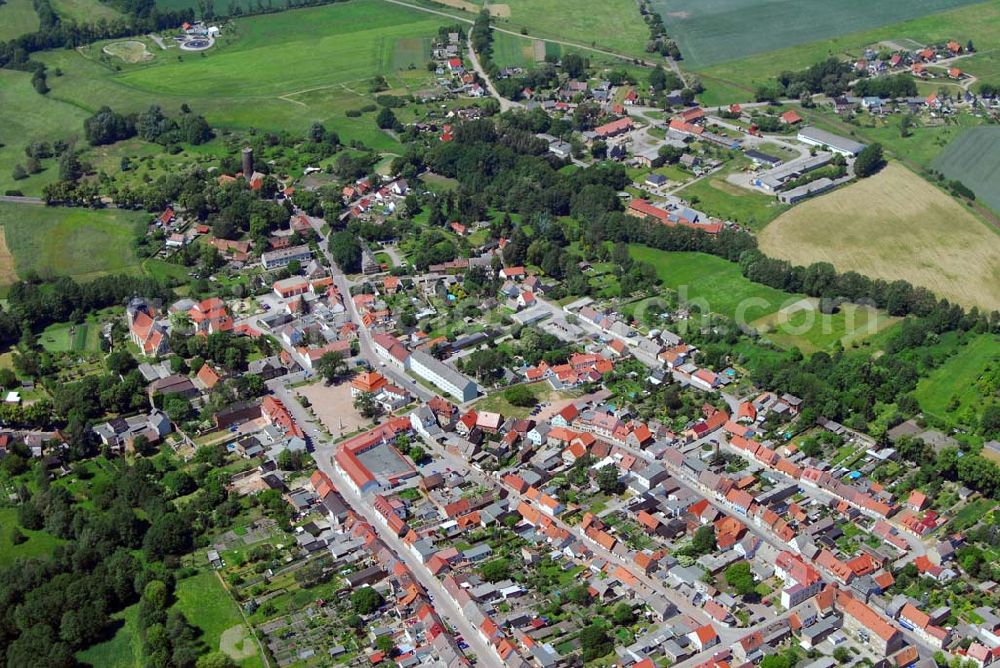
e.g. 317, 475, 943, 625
797, 127, 866, 157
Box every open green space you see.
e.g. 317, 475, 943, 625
678, 164, 788, 230
690, 1, 1000, 103
0, 0, 39, 41
654, 0, 985, 69
0, 507, 66, 567
490, 0, 649, 58
39, 320, 103, 353
629, 246, 791, 323
0, 202, 147, 285
50, 0, 122, 22
0, 70, 91, 197
628, 246, 896, 353
931, 127, 1000, 215
914, 333, 1000, 427
174, 570, 263, 667
34, 0, 445, 145
751, 300, 899, 354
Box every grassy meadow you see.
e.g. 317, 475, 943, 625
628, 246, 898, 352
50, 0, 122, 22
629, 246, 790, 323
0, 70, 91, 196
689, 1, 1000, 104
0, 507, 66, 568
914, 333, 1000, 427
931, 127, 1000, 215
488, 0, 649, 58
653, 0, 985, 69
0, 202, 147, 285
175, 570, 264, 667
0, 0, 39, 41
32, 0, 447, 144
759, 163, 1000, 312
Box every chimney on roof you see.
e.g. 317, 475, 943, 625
241, 147, 254, 178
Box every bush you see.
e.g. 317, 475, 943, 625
345, 109, 363, 118
503, 384, 536, 407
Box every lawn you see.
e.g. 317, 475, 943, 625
0, 202, 147, 285
759, 163, 1000, 312
33, 0, 445, 144
914, 334, 1000, 427
0, 70, 91, 197
678, 166, 788, 231
490, 0, 650, 58
628, 246, 792, 323
689, 1, 1000, 103
0, 507, 65, 568
174, 570, 263, 667
931, 127, 1000, 215
0, 0, 38, 41
39, 320, 103, 353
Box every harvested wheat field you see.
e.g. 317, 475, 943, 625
759, 163, 1000, 312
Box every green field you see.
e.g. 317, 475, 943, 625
0, 70, 91, 197
491, 0, 650, 58
690, 1, 1000, 104
931, 127, 1000, 215
0, 507, 65, 567
0, 0, 39, 41
751, 300, 899, 354
629, 246, 790, 323
628, 246, 897, 352
678, 164, 788, 230
39, 320, 103, 353
174, 570, 263, 667
33, 0, 445, 145
50, 0, 122, 22
0, 202, 146, 284
656, 0, 986, 69
914, 334, 1000, 426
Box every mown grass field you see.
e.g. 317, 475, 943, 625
174, 570, 263, 667
931, 127, 1000, 215
629, 246, 790, 323
0, 202, 146, 284
690, 1, 1000, 104
629, 246, 899, 353
0, 70, 91, 196
0, 0, 39, 41
33, 0, 445, 145
488, 0, 649, 58
759, 163, 1000, 312
914, 334, 1000, 426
